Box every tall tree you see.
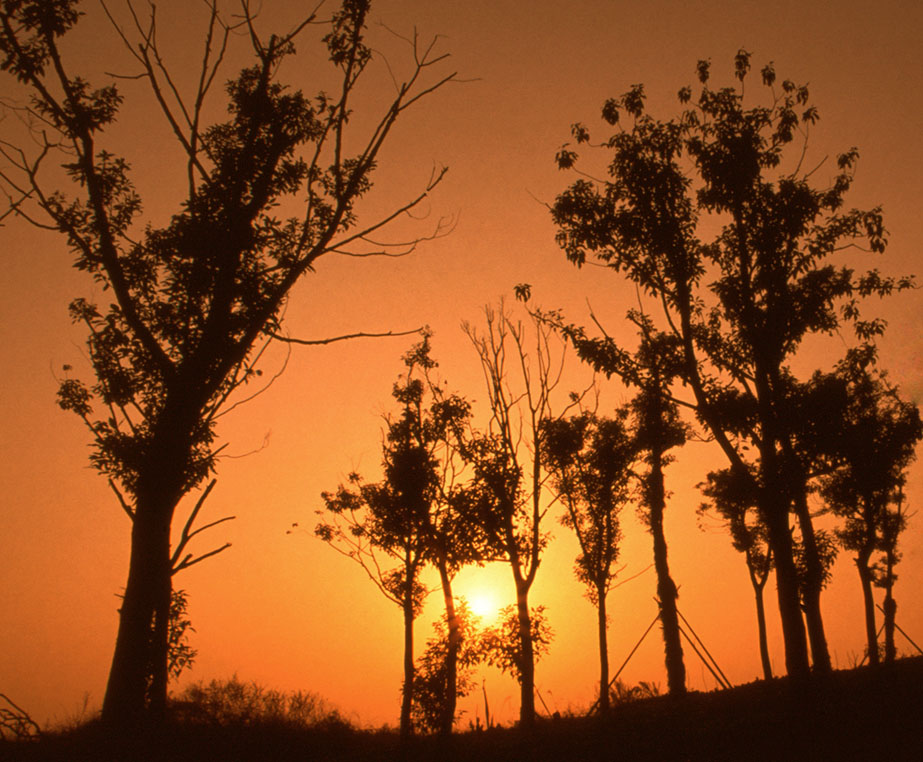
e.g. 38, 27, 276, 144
0, 0, 455, 727
551, 51, 909, 678
532, 305, 689, 695
461, 303, 584, 727
315, 338, 470, 738
541, 408, 636, 711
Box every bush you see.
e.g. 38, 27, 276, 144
173, 676, 349, 731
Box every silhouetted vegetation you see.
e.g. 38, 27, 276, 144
4, 658, 923, 760
0, 0, 454, 729
460, 304, 590, 726
552, 50, 914, 680
540, 409, 635, 711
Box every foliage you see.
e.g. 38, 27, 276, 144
609, 679, 661, 706
551, 49, 913, 677
479, 605, 553, 685
166, 589, 197, 683
0, 0, 455, 723
176, 676, 348, 730
411, 601, 486, 734
540, 410, 636, 603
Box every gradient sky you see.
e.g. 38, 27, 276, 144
1, 0, 921, 729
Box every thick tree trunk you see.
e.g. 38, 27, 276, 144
596, 584, 610, 712
856, 552, 879, 666
102, 503, 172, 728
763, 501, 810, 679
649, 447, 686, 696
516, 587, 536, 728
756, 421, 810, 680
437, 562, 458, 735
791, 488, 831, 673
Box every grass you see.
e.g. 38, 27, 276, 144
3, 657, 922, 761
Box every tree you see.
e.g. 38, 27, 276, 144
460, 303, 585, 726
315, 336, 478, 738
699, 467, 774, 680
819, 354, 922, 665
0, 0, 454, 727
533, 305, 689, 695
551, 51, 909, 678
541, 409, 635, 711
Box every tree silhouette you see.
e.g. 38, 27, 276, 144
532, 306, 689, 695
541, 409, 635, 711
819, 353, 922, 665
315, 336, 481, 737
0, 0, 454, 727
460, 303, 586, 726
551, 51, 910, 679
479, 604, 553, 691
699, 467, 774, 680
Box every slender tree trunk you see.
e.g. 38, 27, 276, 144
749, 568, 773, 681
649, 444, 686, 696
883, 552, 897, 664
401, 584, 415, 739
596, 583, 610, 712
516, 585, 536, 727
791, 488, 831, 673
856, 551, 879, 666
437, 561, 458, 735
102, 502, 172, 728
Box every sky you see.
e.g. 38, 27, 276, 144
1, 0, 922, 730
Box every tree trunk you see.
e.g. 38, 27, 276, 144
649, 446, 686, 696
400, 583, 415, 739
516, 586, 536, 728
437, 561, 458, 735
748, 565, 773, 681
856, 551, 879, 666
763, 502, 810, 679
883, 552, 897, 664
596, 583, 610, 712
102, 503, 172, 728
791, 487, 831, 673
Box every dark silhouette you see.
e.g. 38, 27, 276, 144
460, 304, 587, 727
531, 306, 689, 696
315, 336, 481, 738
479, 605, 554, 695
411, 602, 486, 734
540, 409, 636, 711
699, 468, 774, 680
0, 0, 454, 728
819, 353, 922, 665
551, 50, 910, 680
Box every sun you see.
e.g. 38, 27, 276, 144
466, 589, 502, 623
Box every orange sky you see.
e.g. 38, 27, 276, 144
1, 0, 922, 730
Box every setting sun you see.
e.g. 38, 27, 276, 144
466, 590, 502, 623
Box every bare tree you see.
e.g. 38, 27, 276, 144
460, 303, 586, 727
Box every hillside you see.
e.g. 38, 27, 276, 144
4, 657, 922, 761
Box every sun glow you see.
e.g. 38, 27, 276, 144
466, 589, 502, 623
